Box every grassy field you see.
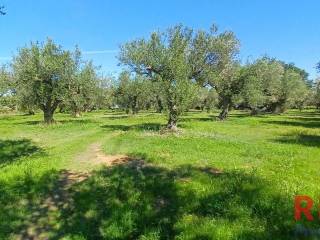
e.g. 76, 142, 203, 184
1, 110, 320, 239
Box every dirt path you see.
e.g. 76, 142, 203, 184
74, 142, 133, 166
14, 143, 142, 240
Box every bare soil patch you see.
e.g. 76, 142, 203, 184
75, 142, 140, 166
15, 144, 145, 240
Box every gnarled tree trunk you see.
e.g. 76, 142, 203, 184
218, 100, 230, 120
44, 108, 54, 124
42, 100, 60, 124
71, 101, 82, 117
270, 99, 286, 114
131, 96, 138, 114
167, 102, 178, 131
250, 107, 258, 116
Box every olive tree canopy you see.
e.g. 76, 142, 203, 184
13, 39, 75, 123
241, 57, 309, 113
119, 24, 239, 129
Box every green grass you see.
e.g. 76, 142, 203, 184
1, 110, 320, 239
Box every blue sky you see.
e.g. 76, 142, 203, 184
0, 0, 319, 79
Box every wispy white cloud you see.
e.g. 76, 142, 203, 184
82, 50, 118, 55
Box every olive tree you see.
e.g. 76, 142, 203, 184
240, 65, 265, 114
0, 66, 9, 97
119, 24, 238, 128
241, 58, 309, 114
119, 25, 200, 130
149, 78, 165, 113
5, 63, 38, 115
67, 48, 99, 117
116, 71, 152, 114
93, 75, 116, 110
241, 58, 284, 114
13, 39, 75, 124
266, 62, 309, 113
215, 64, 243, 119
0, 65, 17, 111
191, 87, 218, 112
16, 81, 38, 115
116, 71, 135, 114
283, 68, 309, 111
0, 66, 10, 109
187, 26, 240, 120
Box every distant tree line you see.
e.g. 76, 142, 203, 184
0, 40, 114, 123
0, 24, 319, 129
118, 24, 318, 129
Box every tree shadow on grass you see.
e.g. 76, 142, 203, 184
58, 164, 315, 239
101, 122, 163, 132
180, 117, 215, 122
0, 139, 42, 167
0, 164, 180, 240
289, 115, 320, 121
1, 162, 316, 239
55, 164, 181, 239
193, 171, 292, 239
103, 113, 159, 120
274, 134, 320, 147
0, 170, 62, 239
19, 119, 98, 125
285, 111, 320, 117
228, 112, 252, 118
263, 120, 320, 129
180, 112, 254, 123
104, 111, 129, 116
103, 115, 129, 120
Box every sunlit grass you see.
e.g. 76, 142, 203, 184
0, 110, 320, 239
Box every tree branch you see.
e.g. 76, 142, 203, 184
0, 6, 6, 15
